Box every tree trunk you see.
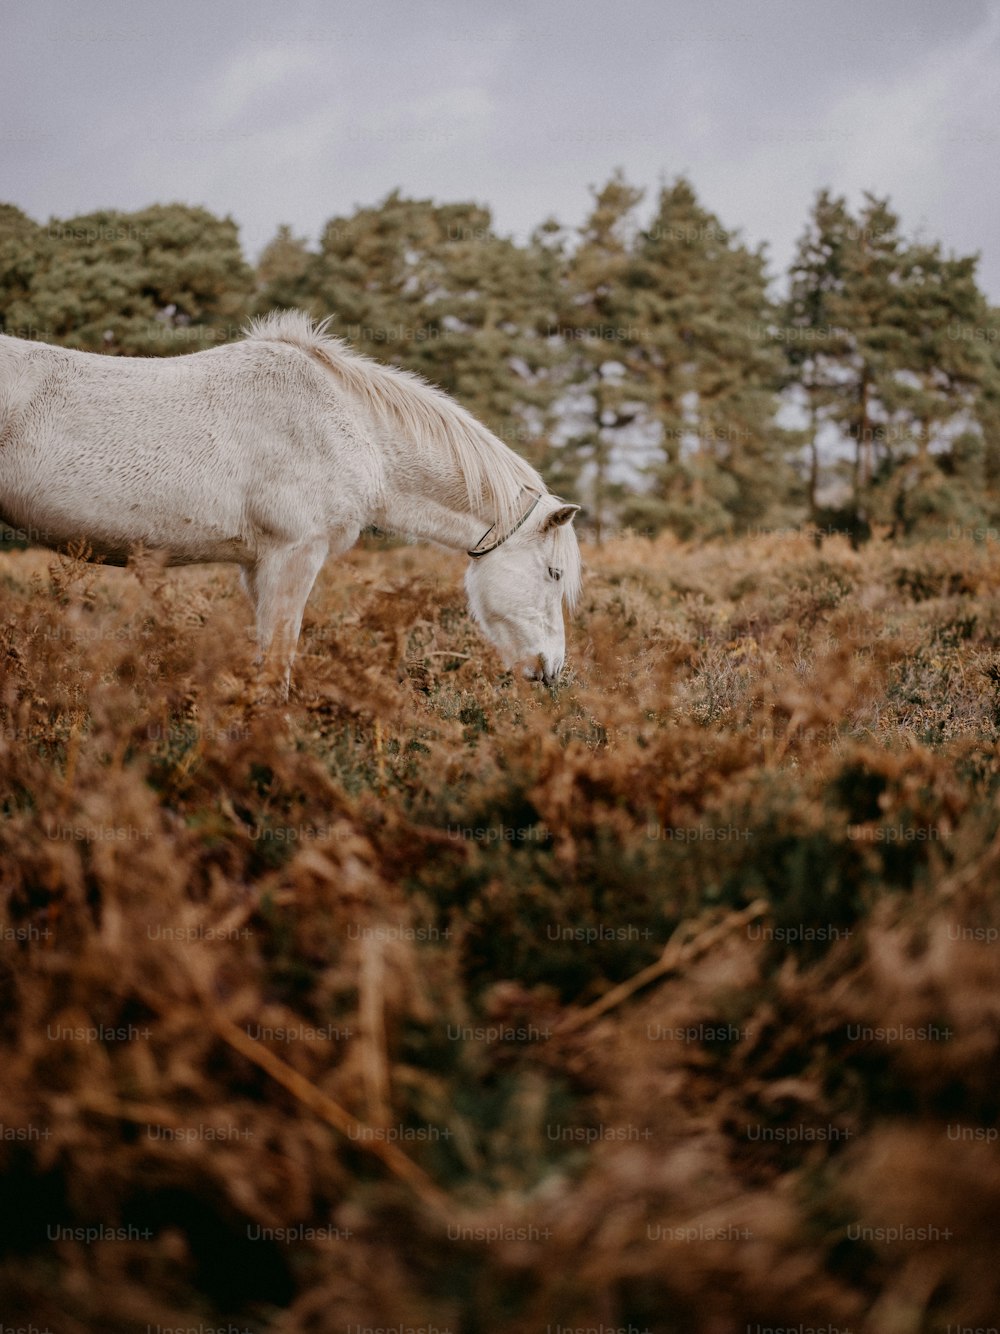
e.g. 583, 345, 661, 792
807, 389, 820, 519
853, 368, 872, 510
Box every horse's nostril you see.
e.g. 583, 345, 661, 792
541, 659, 563, 687
524, 655, 563, 685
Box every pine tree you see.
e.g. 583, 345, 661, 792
880, 243, 994, 534
254, 224, 313, 312
624, 178, 789, 536
21, 205, 253, 354
547, 170, 647, 539
784, 190, 855, 518
0, 204, 43, 338
794, 192, 1000, 536
812, 194, 937, 524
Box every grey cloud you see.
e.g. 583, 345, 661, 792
2, 0, 997, 297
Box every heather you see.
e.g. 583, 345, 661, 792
2, 529, 1000, 1332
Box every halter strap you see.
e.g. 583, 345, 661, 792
467, 490, 543, 558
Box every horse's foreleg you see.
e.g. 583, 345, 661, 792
245, 537, 329, 697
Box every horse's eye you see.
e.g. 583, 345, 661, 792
548, 567, 562, 581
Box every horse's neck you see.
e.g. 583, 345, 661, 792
379, 494, 486, 550
372, 439, 489, 551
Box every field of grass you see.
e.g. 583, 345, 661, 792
3, 528, 1000, 1333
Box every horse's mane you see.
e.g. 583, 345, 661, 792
245, 310, 544, 530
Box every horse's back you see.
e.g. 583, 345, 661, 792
0, 336, 358, 565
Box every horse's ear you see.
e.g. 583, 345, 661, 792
543, 504, 580, 532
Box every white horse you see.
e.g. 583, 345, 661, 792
0, 311, 581, 691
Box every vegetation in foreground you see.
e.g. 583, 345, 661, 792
2, 529, 1000, 1333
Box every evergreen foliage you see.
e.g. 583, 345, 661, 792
624, 178, 792, 536
4, 204, 253, 354
3, 180, 998, 539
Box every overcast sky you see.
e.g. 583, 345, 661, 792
3, 0, 999, 300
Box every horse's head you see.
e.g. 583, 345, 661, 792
464, 496, 581, 685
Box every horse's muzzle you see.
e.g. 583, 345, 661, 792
524, 655, 563, 687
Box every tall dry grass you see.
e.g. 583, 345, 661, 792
2, 529, 1000, 1333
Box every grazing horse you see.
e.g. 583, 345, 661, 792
0, 312, 581, 692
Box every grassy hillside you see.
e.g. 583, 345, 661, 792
2, 529, 1000, 1333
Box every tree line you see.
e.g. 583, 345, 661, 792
2, 174, 999, 542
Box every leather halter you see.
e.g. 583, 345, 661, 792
467, 490, 543, 558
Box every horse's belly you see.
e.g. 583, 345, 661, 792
0, 477, 253, 565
